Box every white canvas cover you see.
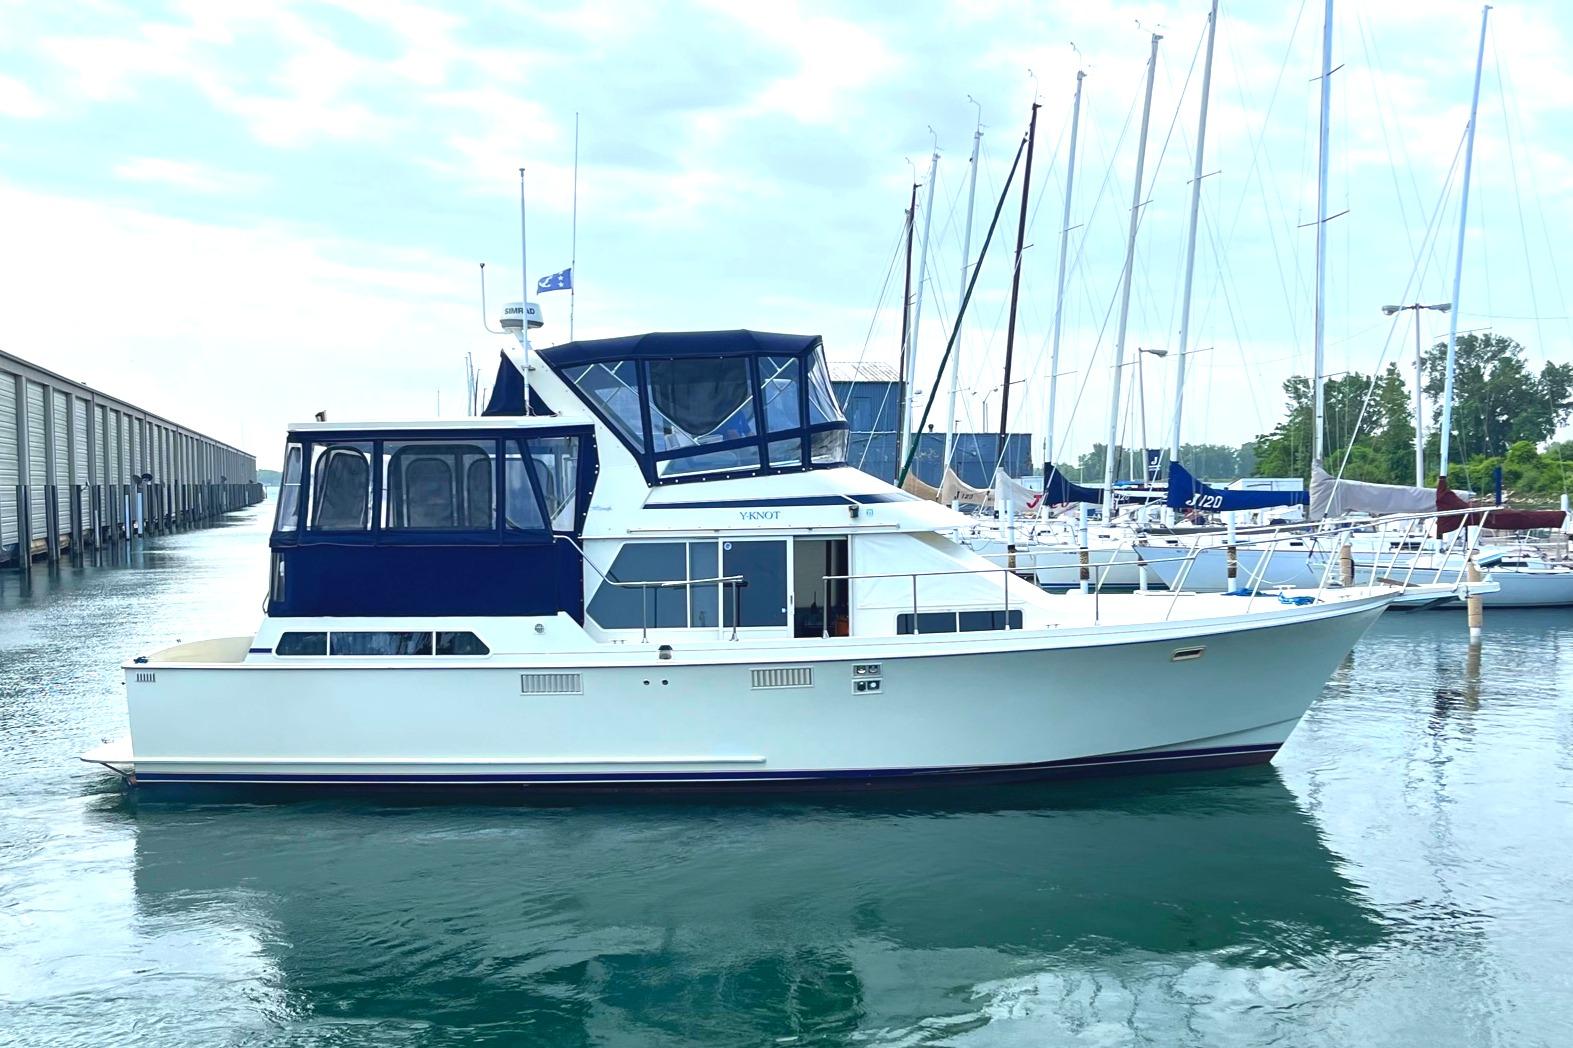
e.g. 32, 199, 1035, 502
1309, 460, 1434, 520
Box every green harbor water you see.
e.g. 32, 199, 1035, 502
2, 505, 1571, 1046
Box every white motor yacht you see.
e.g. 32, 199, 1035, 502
83, 329, 1396, 790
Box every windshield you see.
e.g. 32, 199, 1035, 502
555, 337, 847, 483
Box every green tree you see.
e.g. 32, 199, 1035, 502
1422, 332, 1573, 463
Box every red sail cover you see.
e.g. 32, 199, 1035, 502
1435, 477, 1568, 535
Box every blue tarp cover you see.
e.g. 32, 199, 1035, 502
1166, 461, 1308, 512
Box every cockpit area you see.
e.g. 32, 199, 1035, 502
267, 423, 597, 618
538, 330, 849, 485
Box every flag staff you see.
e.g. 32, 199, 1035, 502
571, 111, 579, 341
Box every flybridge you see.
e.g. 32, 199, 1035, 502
534, 330, 850, 486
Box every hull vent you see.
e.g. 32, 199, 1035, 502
751, 666, 813, 690
134, 671, 157, 683
521, 672, 583, 695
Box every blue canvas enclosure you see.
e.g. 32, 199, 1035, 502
538, 330, 849, 485
267, 426, 597, 619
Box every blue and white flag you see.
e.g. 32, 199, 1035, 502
536, 267, 573, 293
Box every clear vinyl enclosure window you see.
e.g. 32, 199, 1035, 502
383, 441, 496, 530
307, 443, 373, 531
274, 444, 303, 533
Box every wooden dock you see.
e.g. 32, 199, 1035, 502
1, 348, 263, 566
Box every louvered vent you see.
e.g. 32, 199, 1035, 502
134, 671, 157, 684
751, 666, 813, 690
520, 672, 583, 695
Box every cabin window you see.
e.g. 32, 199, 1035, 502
722, 539, 788, 628
436, 631, 490, 655
274, 444, 303, 533
330, 631, 434, 656
308, 442, 373, 531
895, 610, 1023, 635
276, 631, 327, 655
505, 448, 547, 532
383, 441, 495, 530
587, 542, 688, 628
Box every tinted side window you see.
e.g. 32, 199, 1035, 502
587, 542, 687, 628
722, 540, 788, 627
436, 631, 490, 655
330, 631, 434, 655
276, 631, 327, 655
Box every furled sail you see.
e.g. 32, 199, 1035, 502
1168, 462, 1307, 512
993, 469, 1044, 516
1435, 476, 1570, 536
1308, 460, 1432, 520
904, 469, 993, 509
1041, 467, 1103, 507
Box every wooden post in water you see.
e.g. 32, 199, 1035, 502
1225, 513, 1238, 590
1466, 557, 1484, 641
16, 484, 31, 571
1339, 540, 1354, 587
69, 485, 82, 559
1078, 514, 1091, 594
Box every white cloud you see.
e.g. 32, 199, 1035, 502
112, 157, 265, 195
0, 73, 46, 118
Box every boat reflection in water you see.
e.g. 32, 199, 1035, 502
128, 771, 1381, 1043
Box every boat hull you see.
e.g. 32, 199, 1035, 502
95, 597, 1391, 790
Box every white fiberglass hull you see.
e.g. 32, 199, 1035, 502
91, 595, 1391, 789
1440, 566, 1573, 609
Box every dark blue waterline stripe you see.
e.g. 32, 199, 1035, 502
247, 648, 272, 654
644, 493, 913, 510
131, 743, 1280, 787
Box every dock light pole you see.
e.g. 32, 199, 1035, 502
1382, 301, 1451, 485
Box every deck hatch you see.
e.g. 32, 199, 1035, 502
521, 672, 583, 695
751, 666, 813, 690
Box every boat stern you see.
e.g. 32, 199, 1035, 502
81, 737, 135, 781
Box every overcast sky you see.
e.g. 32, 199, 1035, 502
3, 0, 1570, 471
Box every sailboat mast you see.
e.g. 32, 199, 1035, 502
1171, 0, 1219, 463
1312, 0, 1333, 465
1046, 71, 1085, 472
1439, 5, 1492, 481
1101, 33, 1162, 522
896, 181, 918, 477
945, 106, 983, 478
909, 142, 941, 472
998, 101, 1040, 446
